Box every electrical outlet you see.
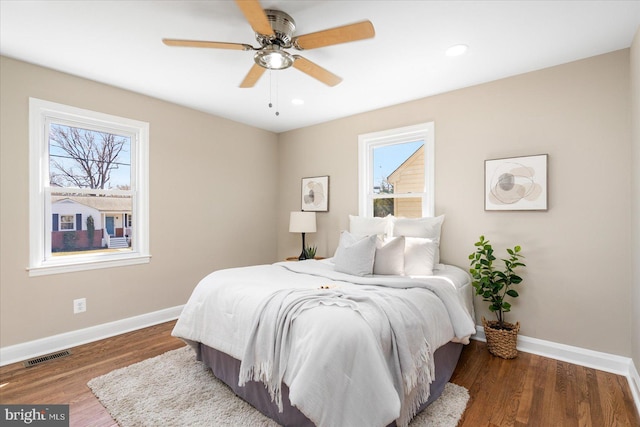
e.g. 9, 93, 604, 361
73, 298, 86, 314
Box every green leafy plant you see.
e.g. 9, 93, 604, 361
469, 235, 526, 330
304, 245, 317, 259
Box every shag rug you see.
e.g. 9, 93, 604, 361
88, 346, 469, 427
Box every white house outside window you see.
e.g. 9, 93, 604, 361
29, 98, 150, 276
358, 122, 435, 218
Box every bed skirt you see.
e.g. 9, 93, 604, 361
196, 341, 463, 427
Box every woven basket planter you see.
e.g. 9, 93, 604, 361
482, 317, 520, 359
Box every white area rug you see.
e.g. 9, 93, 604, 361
88, 346, 469, 427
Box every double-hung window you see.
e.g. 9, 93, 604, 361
29, 98, 150, 276
358, 122, 434, 218
59, 215, 76, 231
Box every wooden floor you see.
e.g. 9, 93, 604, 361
451, 340, 640, 427
1, 321, 638, 427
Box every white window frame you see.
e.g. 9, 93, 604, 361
59, 215, 76, 231
29, 98, 150, 276
358, 122, 435, 217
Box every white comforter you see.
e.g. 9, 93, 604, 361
172, 260, 476, 427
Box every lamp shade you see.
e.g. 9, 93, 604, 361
289, 211, 317, 233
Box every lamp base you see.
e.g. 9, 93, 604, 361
299, 232, 308, 260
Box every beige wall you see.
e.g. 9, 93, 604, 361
1, 47, 636, 360
631, 28, 640, 370
278, 50, 634, 356
0, 57, 279, 347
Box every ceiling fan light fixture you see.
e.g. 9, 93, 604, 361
254, 45, 294, 70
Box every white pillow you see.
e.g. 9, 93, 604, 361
404, 237, 438, 276
349, 215, 390, 238
391, 215, 445, 241
373, 236, 405, 275
391, 215, 445, 264
333, 231, 377, 276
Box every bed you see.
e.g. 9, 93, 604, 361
172, 215, 476, 427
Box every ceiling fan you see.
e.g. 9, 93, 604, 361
162, 0, 375, 88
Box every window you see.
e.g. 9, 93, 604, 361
29, 98, 150, 276
59, 215, 75, 231
358, 122, 434, 218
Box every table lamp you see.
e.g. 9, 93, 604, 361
289, 211, 317, 260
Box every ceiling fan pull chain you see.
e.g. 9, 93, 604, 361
268, 69, 273, 108
275, 72, 280, 116
266, 70, 279, 116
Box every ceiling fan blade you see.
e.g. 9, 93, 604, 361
163, 39, 253, 51
293, 20, 375, 50
292, 56, 342, 87
234, 0, 275, 37
239, 63, 267, 88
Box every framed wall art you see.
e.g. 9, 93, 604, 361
301, 176, 329, 212
485, 154, 548, 211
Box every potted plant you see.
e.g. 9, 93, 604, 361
469, 235, 526, 359
304, 245, 317, 259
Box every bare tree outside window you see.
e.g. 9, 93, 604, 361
49, 124, 131, 189
374, 177, 394, 217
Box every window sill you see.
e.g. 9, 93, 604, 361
27, 253, 151, 277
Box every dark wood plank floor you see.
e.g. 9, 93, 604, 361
1, 320, 638, 426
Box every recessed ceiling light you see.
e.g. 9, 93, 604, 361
291, 98, 304, 105
445, 44, 468, 57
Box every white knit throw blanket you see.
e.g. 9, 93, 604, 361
238, 287, 435, 427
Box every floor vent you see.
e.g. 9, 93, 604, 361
23, 350, 72, 368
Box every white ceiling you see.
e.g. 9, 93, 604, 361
1, 1, 639, 133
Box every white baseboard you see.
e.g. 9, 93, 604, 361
473, 324, 640, 417
0, 305, 184, 367
630, 362, 640, 418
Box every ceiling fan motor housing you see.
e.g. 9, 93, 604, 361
258, 9, 296, 47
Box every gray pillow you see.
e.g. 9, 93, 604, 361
334, 232, 377, 276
